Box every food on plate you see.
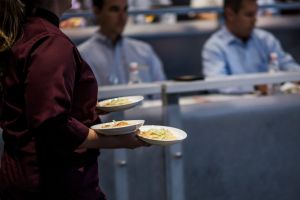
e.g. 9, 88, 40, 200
101, 98, 132, 107
138, 128, 177, 141
280, 82, 300, 94
101, 121, 130, 128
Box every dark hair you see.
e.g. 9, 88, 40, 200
0, 0, 37, 52
0, 0, 36, 95
0, 0, 24, 52
92, 0, 105, 9
224, 0, 244, 13
224, 0, 257, 13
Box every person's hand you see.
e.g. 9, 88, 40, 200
80, 128, 151, 149
116, 130, 151, 149
293, 81, 300, 85
255, 84, 268, 95
74, 147, 87, 153
95, 108, 109, 115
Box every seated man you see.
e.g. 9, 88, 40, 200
78, 0, 166, 86
202, 0, 300, 94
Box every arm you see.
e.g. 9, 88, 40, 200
79, 129, 149, 149
26, 36, 91, 156
264, 32, 300, 71
202, 40, 254, 94
28, 36, 148, 155
148, 46, 166, 81
202, 42, 228, 78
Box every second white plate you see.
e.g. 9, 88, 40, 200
97, 96, 144, 112
138, 125, 187, 146
91, 120, 145, 136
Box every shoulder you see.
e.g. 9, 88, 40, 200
18, 17, 75, 54
77, 34, 99, 53
252, 28, 277, 41
123, 37, 153, 51
11, 18, 86, 79
203, 29, 226, 50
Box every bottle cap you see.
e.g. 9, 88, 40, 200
129, 62, 139, 72
270, 52, 278, 61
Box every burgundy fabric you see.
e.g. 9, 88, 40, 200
0, 9, 106, 200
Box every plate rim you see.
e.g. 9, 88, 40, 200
98, 95, 144, 107
138, 125, 187, 145
96, 96, 144, 112
91, 120, 145, 135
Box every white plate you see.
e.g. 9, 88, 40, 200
97, 96, 144, 112
280, 82, 300, 94
91, 120, 144, 136
138, 125, 187, 146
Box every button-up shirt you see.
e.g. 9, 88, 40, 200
202, 26, 300, 93
0, 8, 104, 199
78, 32, 166, 87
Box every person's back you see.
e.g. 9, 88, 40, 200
0, 1, 148, 199
78, 0, 166, 86
202, 0, 300, 93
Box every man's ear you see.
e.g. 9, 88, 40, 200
93, 6, 101, 15
225, 7, 235, 21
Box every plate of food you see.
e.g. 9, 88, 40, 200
97, 96, 144, 112
280, 82, 300, 94
91, 120, 145, 135
137, 125, 187, 146
174, 75, 204, 82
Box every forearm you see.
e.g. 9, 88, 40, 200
79, 129, 118, 149
79, 128, 148, 149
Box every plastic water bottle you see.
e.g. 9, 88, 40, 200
128, 62, 142, 84
160, 13, 177, 24
268, 52, 281, 95
268, 52, 280, 73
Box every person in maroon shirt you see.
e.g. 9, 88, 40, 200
0, 0, 148, 199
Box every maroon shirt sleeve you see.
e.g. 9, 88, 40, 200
24, 34, 88, 154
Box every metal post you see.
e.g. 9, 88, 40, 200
110, 111, 129, 200
162, 85, 185, 200
114, 149, 129, 200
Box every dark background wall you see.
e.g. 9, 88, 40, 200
98, 94, 300, 200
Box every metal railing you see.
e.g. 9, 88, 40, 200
61, 2, 300, 20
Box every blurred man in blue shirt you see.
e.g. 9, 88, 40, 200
78, 0, 166, 86
202, 0, 300, 93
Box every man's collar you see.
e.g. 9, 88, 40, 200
35, 8, 59, 27
95, 31, 123, 46
221, 26, 253, 45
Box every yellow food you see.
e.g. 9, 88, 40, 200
102, 98, 131, 107
139, 128, 177, 141
101, 121, 130, 128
